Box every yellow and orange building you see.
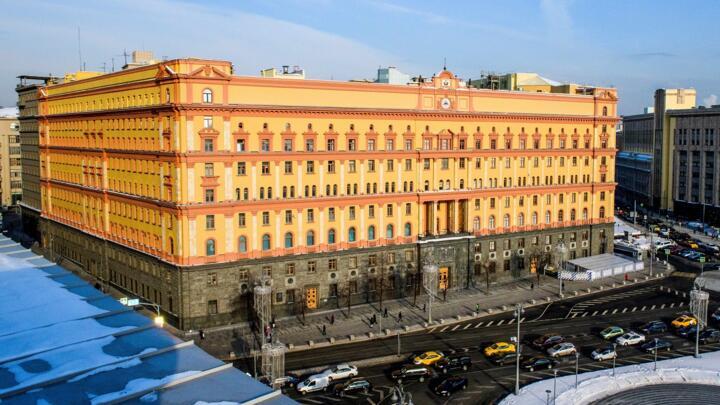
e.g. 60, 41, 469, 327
37, 58, 617, 329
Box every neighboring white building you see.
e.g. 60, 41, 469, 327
376, 66, 411, 85
261, 65, 305, 79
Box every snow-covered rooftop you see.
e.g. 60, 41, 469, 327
0, 235, 295, 404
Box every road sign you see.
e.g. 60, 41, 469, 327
127, 298, 140, 307
700, 256, 706, 263
119, 297, 128, 305
664, 249, 670, 255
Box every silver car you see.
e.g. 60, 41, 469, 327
547, 342, 576, 358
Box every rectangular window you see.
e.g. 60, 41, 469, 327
367, 160, 375, 172
386, 204, 393, 217
307, 209, 314, 223
327, 160, 336, 173
261, 139, 270, 152
386, 159, 394, 171
424, 159, 431, 170
348, 139, 356, 151
405, 203, 411, 215
441, 158, 449, 169
368, 254, 377, 266
306, 161, 315, 174
261, 162, 270, 175
204, 138, 214, 152
386, 139, 394, 150
262, 266, 272, 278
239, 269, 249, 282
262, 211, 270, 225
275, 292, 284, 303
283, 139, 292, 151
238, 213, 246, 227
204, 189, 215, 202
308, 261, 316, 273
327, 139, 335, 151
368, 205, 375, 218
207, 300, 218, 315
328, 207, 336, 221
349, 206, 356, 219
285, 263, 295, 276
349, 256, 358, 268
348, 160, 356, 173
387, 252, 396, 264
206, 214, 215, 230
285, 210, 293, 224
405, 250, 414, 261
237, 162, 246, 175
204, 163, 214, 177
203, 116, 213, 128
367, 139, 375, 151
305, 139, 314, 151
328, 259, 337, 271
405, 159, 412, 171
284, 161, 293, 174
405, 139, 412, 150
207, 273, 218, 286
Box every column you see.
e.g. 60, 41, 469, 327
453, 199, 459, 233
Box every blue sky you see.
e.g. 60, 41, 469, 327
2, 0, 720, 114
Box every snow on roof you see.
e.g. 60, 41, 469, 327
0, 235, 295, 404
567, 253, 635, 272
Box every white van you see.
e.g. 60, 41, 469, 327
296, 374, 330, 395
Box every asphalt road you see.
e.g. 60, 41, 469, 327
257, 277, 720, 404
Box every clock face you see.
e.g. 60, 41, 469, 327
441, 79, 451, 88
440, 98, 451, 109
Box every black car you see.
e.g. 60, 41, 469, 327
491, 352, 521, 366
390, 365, 432, 382
699, 329, 720, 344
640, 320, 668, 335
521, 357, 556, 371
677, 324, 698, 338
258, 375, 299, 389
432, 376, 468, 397
333, 379, 372, 397
434, 355, 472, 373
641, 339, 673, 353
532, 335, 565, 350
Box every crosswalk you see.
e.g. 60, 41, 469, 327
565, 286, 657, 318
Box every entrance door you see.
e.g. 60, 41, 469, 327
439, 267, 449, 290
305, 287, 318, 309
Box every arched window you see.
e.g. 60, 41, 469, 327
518, 213, 525, 226
438, 180, 444, 190
545, 211, 551, 224
445, 180, 450, 189
306, 230, 315, 246
570, 209, 576, 221
284, 232, 294, 248
582, 208, 588, 220
368, 225, 376, 240
202, 88, 213, 103
348, 227, 357, 242
473, 216, 481, 231
328, 229, 336, 244
503, 214, 510, 228
532, 212, 538, 225
262, 234, 271, 251
599, 206, 606, 218
602, 106, 608, 116
267, 187, 273, 199
558, 210, 564, 222
259, 187, 265, 199
235, 188, 241, 200
206, 239, 216, 256
404, 223, 412, 236
386, 224, 394, 238
238, 236, 247, 252
489, 215, 496, 229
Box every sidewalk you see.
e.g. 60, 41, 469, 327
192, 263, 672, 360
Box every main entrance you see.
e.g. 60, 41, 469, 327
439, 267, 449, 290
305, 287, 317, 309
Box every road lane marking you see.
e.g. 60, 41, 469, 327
475, 322, 484, 328
602, 309, 608, 315
641, 306, 647, 311
631, 306, 638, 312
661, 304, 666, 309
440, 326, 449, 332
572, 313, 579, 318
463, 324, 472, 330
520, 317, 526, 323
582, 312, 589, 317
592, 310, 599, 316
612, 309, 618, 314
651, 304, 656, 310
428, 327, 437, 333
622, 308, 628, 313
452, 324, 461, 331
497, 320, 505, 326
670, 303, 675, 308
509, 319, 515, 324
486, 320, 494, 327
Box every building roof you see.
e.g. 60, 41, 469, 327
0, 234, 295, 404
516, 73, 563, 87
567, 253, 635, 272
667, 105, 720, 117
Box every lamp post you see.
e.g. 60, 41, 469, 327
653, 337, 659, 371
554, 240, 568, 297
514, 303, 524, 395
546, 389, 552, 405
574, 351, 579, 389
397, 328, 401, 357
553, 369, 558, 404
612, 343, 617, 376
691, 288, 709, 359
649, 232, 654, 277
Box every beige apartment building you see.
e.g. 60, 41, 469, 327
0, 116, 22, 207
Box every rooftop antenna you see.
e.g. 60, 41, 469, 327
443, 57, 447, 70
111, 57, 115, 72
77, 26, 83, 71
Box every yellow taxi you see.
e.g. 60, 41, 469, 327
413, 351, 445, 365
671, 315, 697, 328
484, 342, 516, 357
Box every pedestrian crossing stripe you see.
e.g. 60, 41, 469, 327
440, 326, 449, 332
451, 324, 461, 331
475, 322, 484, 328
463, 323, 472, 330
497, 319, 505, 325
486, 320, 494, 327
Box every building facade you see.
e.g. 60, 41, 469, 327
37, 59, 617, 329
0, 116, 22, 207
16, 76, 55, 240
616, 88, 696, 211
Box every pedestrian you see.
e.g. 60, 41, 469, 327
531, 282, 534, 291
475, 303, 480, 313
322, 324, 326, 336
384, 307, 388, 318
398, 311, 403, 322
330, 314, 335, 325
199, 329, 205, 340
423, 303, 426, 312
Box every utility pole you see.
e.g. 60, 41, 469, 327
649, 232, 654, 277
514, 304, 524, 395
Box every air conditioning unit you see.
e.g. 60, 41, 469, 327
474, 253, 482, 261
570, 242, 577, 249
503, 250, 511, 258
517, 248, 525, 256
544, 245, 552, 252
581, 240, 589, 248
489, 252, 497, 260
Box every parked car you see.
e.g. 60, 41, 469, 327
532, 335, 565, 350
699, 329, 720, 344
640, 320, 668, 335
434, 355, 471, 373
297, 375, 331, 395
320, 363, 358, 381
432, 376, 468, 397
484, 342, 516, 357
332, 379, 372, 397
677, 324, 698, 338
491, 352, 521, 366
413, 351, 445, 366
642, 339, 673, 353
616, 331, 646, 346
547, 342, 577, 358
521, 357, 556, 371
261, 375, 299, 389
591, 346, 617, 361
672, 315, 697, 328
600, 326, 624, 340
391, 365, 432, 383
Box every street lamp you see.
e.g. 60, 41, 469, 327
397, 328, 402, 357
649, 232, 654, 278
612, 343, 617, 376
554, 240, 568, 297
553, 369, 558, 404
691, 288, 709, 358
514, 303, 525, 395
574, 351, 579, 389
653, 337, 659, 371
546, 389, 552, 405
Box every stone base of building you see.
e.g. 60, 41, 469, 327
672, 200, 720, 227
20, 205, 41, 242
40, 218, 613, 331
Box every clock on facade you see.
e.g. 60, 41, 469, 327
440, 98, 451, 109
441, 79, 451, 88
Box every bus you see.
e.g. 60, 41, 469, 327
614, 241, 644, 261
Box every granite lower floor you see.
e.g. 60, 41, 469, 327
40, 218, 613, 330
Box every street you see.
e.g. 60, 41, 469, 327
246, 276, 719, 404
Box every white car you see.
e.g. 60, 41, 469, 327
296, 374, 330, 395
547, 342, 576, 358
616, 331, 645, 346
591, 346, 617, 361
320, 363, 358, 381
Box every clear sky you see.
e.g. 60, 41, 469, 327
2, 0, 720, 114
